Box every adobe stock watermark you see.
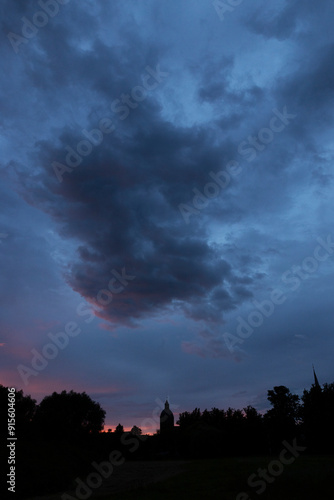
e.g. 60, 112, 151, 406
7, 0, 71, 54
178, 106, 296, 224
223, 235, 334, 353
61, 398, 179, 500
213, 0, 244, 22
17, 268, 135, 386
237, 107, 296, 162
61, 449, 125, 500
178, 160, 242, 224
52, 65, 168, 183
236, 439, 306, 499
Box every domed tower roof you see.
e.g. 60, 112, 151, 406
161, 399, 170, 413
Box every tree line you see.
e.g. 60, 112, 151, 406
175, 382, 334, 456
1, 379, 333, 455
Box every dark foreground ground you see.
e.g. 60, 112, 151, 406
28, 455, 334, 500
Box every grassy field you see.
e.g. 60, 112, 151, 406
96, 455, 334, 500
29, 455, 334, 500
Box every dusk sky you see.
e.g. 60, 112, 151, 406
1, 0, 334, 432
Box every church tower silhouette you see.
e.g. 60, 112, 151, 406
160, 399, 174, 435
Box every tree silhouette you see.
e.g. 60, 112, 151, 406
33, 390, 105, 438
243, 405, 262, 423
265, 385, 300, 450
266, 386, 300, 423
0, 385, 36, 437
131, 425, 142, 436
302, 382, 334, 452
242, 405, 265, 454
177, 408, 201, 428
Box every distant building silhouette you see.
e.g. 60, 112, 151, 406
160, 399, 174, 435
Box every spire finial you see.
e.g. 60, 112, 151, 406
312, 364, 321, 390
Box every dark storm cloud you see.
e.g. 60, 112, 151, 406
0, 0, 261, 332
245, 2, 299, 41
6, 0, 333, 336
244, 0, 332, 42
17, 116, 253, 328
275, 43, 334, 124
